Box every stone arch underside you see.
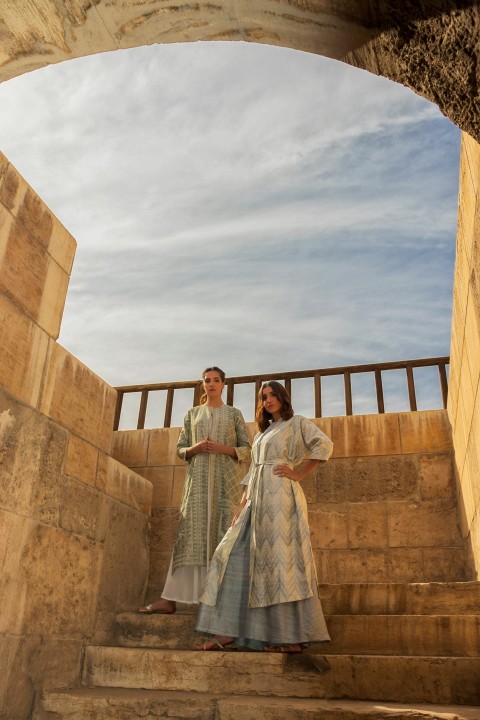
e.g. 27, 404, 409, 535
1, 1, 480, 142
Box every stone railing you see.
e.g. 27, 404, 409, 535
113, 356, 449, 430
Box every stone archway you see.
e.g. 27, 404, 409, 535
1, 3, 480, 717
1, 2, 480, 140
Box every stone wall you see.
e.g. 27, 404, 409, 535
448, 132, 480, 579
0, 154, 152, 720
113, 409, 470, 604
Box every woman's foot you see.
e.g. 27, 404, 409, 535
194, 636, 236, 651
138, 599, 176, 614
263, 643, 302, 654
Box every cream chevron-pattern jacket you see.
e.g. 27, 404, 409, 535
200, 415, 333, 608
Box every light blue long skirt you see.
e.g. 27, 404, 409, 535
195, 507, 331, 650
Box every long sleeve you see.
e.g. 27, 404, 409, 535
232, 409, 251, 462
299, 416, 333, 461
176, 410, 192, 461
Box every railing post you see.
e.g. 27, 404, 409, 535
137, 390, 149, 430
344, 371, 353, 416
438, 363, 448, 409
375, 369, 385, 414
113, 390, 124, 431
314, 374, 322, 418
406, 366, 417, 411
193, 383, 201, 407
285, 377, 292, 399
227, 380, 234, 406
164, 387, 174, 428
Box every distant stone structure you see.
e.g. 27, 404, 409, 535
0, 3, 480, 719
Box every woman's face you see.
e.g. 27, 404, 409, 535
203, 370, 225, 399
262, 386, 282, 419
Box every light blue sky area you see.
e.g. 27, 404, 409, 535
0, 41, 460, 426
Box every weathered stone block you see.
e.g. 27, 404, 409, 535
331, 413, 401, 458
309, 505, 348, 550
0, 165, 53, 248
134, 465, 174, 508
0, 635, 83, 720
422, 547, 468, 582
329, 549, 390, 583
64, 433, 98, 487
348, 502, 388, 549
147, 427, 183, 466
0, 293, 49, 408
0, 390, 67, 524
418, 453, 455, 499
399, 410, 453, 454
0, 510, 103, 637
0, 162, 76, 273
386, 548, 424, 582
150, 507, 180, 549
96, 499, 149, 613
46, 213, 76, 275
112, 429, 150, 467
96, 454, 152, 515
316, 455, 419, 503
59, 476, 109, 541
388, 499, 463, 548
39, 342, 116, 452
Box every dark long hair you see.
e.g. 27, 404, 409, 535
199, 366, 226, 405
255, 381, 294, 432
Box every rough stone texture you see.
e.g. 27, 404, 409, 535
0, 158, 76, 341
64, 433, 98, 487
96, 454, 152, 515
39, 341, 117, 453
0, 292, 50, 408
119, 412, 469, 593
115, 605, 480, 657
317, 581, 480, 616
0, 389, 67, 525
1, 636, 83, 720
447, 132, 480, 579
82, 646, 480, 705
37, 689, 480, 720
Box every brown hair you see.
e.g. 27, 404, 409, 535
199, 366, 226, 405
255, 381, 294, 432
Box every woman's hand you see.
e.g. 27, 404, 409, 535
274, 459, 321, 483
205, 439, 237, 457
189, 438, 210, 455
273, 464, 300, 482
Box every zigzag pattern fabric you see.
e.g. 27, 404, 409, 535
200, 415, 333, 608
173, 404, 250, 571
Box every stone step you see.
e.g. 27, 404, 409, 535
323, 614, 480, 657
115, 611, 480, 657
37, 688, 480, 720
82, 646, 480, 705
318, 582, 480, 616
134, 582, 480, 620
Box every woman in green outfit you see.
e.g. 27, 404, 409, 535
139, 366, 251, 614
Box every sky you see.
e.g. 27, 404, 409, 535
0, 41, 460, 426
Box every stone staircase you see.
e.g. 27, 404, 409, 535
37, 581, 480, 719
36, 416, 480, 719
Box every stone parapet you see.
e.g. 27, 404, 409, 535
113, 409, 468, 598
